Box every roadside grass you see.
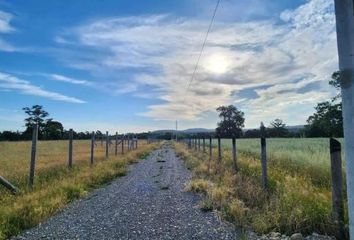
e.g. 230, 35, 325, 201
0, 140, 160, 240
174, 142, 347, 236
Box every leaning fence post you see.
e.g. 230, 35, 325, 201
217, 137, 222, 164
330, 138, 345, 239
105, 131, 109, 159
28, 124, 38, 188
0, 175, 18, 194
232, 137, 237, 172
68, 128, 73, 168
260, 122, 268, 189
115, 132, 118, 156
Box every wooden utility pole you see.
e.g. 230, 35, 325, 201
334, 1, 354, 237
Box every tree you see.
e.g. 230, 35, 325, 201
306, 102, 343, 137
329, 71, 341, 101
305, 71, 343, 137
268, 119, 288, 137
215, 105, 245, 138
43, 120, 64, 140
22, 105, 51, 138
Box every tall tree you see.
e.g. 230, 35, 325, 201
215, 105, 245, 138
268, 119, 288, 137
22, 105, 51, 138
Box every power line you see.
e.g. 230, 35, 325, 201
187, 0, 221, 91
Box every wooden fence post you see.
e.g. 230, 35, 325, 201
232, 137, 237, 172
217, 137, 221, 164
127, 135, 130, 151
115, 132, 118, 156
28, 124, 38, 188
260, 122, 268, 189
203, 137, 205, 153
90, 131, 95, 165
105, 131, 109, 159
194, 138, 197, 151
208, 137, 212, 172
330, 138, 345, 239
68, 128, 73, 168
198, 138, 201, 151
122, 135, 125, 154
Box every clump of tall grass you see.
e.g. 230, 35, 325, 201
174, 142, 344, 236
0, 141, 160, 240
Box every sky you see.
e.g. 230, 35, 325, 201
0, 0, 339, 133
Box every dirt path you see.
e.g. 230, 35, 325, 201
15, 143, 238, 240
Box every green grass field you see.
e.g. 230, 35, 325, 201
213, 138, 345, 187
0, 140, 159, 239
176, 137, 348, 237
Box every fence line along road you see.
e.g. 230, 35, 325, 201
180, 123, 346, 239
1, 126, 140, 192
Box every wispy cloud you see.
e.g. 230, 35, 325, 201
0, 10, 14, 33
55, 0, 337, 126
50, 74, 91, 85
0, 9, 18, 52
0, 72, 86, 103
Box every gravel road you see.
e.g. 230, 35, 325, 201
15, 143, 238, 240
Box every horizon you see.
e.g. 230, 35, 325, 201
0, 0, 338, 133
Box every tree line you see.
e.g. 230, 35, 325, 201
0, 105, 151, 141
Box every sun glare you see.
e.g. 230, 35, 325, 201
205, 54, 230, 74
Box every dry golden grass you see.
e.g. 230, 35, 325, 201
0, 140, 160, 239
174, 142, 346, 236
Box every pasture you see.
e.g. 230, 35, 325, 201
175, 137, 348, 236
214, 138, 345, 187
0, 139, 159, 239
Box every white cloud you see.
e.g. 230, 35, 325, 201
50, 74, 91, 85
0, 72, 86, 103
56, 0, 338, 127
0, 9, 20, 52
0, 10, 14, 33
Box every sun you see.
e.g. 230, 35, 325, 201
204, 54, 230, 74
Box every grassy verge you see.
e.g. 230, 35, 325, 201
174, 142, 348, 237
0, 141, 160, 239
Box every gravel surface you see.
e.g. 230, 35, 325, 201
15, 143, 238, 240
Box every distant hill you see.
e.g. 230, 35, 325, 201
152, 128, 214, 134
152, 125, 304, 134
